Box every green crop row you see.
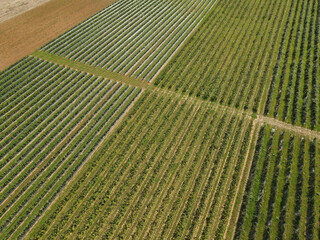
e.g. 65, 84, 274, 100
19, 91, 258, 239
0, 60, 54, 111
40, 0, 215, 81
154, 0, 292, 113
0, 56, 40, 95
0, 58, 142, 239
264, 0, 319, 130
234, 126, 320, 240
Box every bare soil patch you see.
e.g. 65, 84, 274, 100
0, 0, 117, 71
0, 0, 51, 23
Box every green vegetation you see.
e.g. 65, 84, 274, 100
0, 0, 319, 239
154, 0, 292, 113
22, 90, 257, 239
264, 0, 320, 131
41, 0, 216, 81
0, 57, 141, 239
235, 126, 320, 240
31, 50, 149, 89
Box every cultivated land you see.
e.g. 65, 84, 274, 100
0, 0, 117, 71
235, 126, 320, 240
0, 0, 319, 239
41, 0, 217, 81
0, 56, 141, 239
264, 0, 320, 131
24, 90, 257, 239
155, 0, 293, 112
0, 0, 51, 23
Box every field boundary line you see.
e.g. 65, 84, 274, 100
96, 97, 198, 238
257, 116, 320, 139
28, 90, 155, 238
149, 0, 219, 83
115, 101, 203, 239
31, 50, 149, 89
68, 92, 180, 237
30, 89, 143, 231
223, 121, 260, 239
155, 89, 320, 139
30, 51, 320, 139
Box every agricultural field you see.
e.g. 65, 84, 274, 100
264, 0, 320, 131
0, 0, 117, 70
235, 126, 320, 240
0, 56, 141, 239
0, 0, 51, 23
0, 0, 320, 239
21, 91, 258, 239
41, 0, 216, 81
154, 0, 295, 112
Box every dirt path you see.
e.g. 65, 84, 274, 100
33, 50, 320, 140
257, 115, 320, 139
32, 51, 149, 89
0, 0, 117, 71
32, 50, 320, 141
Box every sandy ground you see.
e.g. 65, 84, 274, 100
0, 0, 52, 23
0, 0, 117, 71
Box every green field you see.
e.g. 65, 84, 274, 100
235, 126, 320, 240
154, 0, 292, 112
0, 57, 141, 238
21, 91, 256, 239
0, 0, 319, 239
264, 0, 320, 131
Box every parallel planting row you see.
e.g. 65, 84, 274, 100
264, 0, 320, 131
235, 126, 320, 240
1, 0, 319, 238
21, 91, 257, 239
154, 0, 292, 112
0, 56, 141, 239
41, 0, 216, 81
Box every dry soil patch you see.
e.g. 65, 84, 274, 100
0, 0, 52, 23
0, 0, 117, 71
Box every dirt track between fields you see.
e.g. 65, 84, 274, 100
257, 115, 320, 139
0, 0, 117, 71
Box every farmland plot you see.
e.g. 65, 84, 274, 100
154, 0, 293, 113
234, 126, 320, 240
0, 56, 141, 239
264, 0, 320, 131
1, 0, 319, 238
22, 90, 258, 239
41, 0, 216, 81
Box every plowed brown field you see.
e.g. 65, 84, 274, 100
0, 0, 116, 71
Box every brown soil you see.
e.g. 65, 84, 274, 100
0, 0, 51, 23
0, 0, 117, 71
